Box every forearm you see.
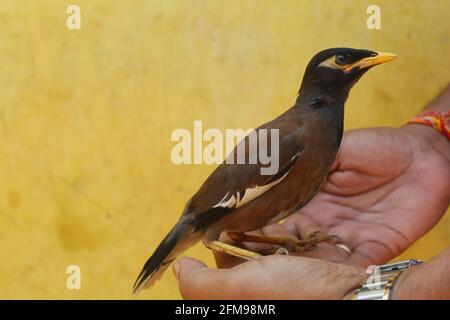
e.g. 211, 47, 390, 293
391, 249, 450, 299
392, 87, 450, 299
403, 83, 450, 162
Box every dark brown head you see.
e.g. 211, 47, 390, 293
298, 48, 397, 104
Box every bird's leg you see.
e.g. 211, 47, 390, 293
299, 231, 352, 255
227, 232, 310, 255
228, 232, 293, 246
203, 240, 262, 260
227, 231, 351, 256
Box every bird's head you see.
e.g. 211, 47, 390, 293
298, 48, 397, 103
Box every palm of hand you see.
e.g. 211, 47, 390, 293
290, 126, 450, 267
215, 126, 450, 269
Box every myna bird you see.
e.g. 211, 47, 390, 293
133, 48, 397, 294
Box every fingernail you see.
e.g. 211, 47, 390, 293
173, 261, 180, 280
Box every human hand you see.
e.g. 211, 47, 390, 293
173, 255, 366, 299
173, 125, 449, 300
173, 247, 450, 300
293, 124, 449, 267
175, 87, 450, 299
214, 124, 450, 269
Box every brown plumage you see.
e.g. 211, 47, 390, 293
133, 48, 397, 294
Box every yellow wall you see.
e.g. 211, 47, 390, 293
0, 0, 448, 299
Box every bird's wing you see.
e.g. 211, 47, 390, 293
182, 112, 305, 231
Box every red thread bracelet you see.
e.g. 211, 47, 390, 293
407, 111, 450, 140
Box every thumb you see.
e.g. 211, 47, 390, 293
173, 256, 237, 299
172, 257, 207, 281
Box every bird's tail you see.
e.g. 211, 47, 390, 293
132, 219, 195, 294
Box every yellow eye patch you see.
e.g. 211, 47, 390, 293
318, 55, 351, 71
318, 52, 397, 73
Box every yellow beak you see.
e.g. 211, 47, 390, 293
345, 52, 397, 72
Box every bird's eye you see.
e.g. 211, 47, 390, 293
335, 53, 351, 65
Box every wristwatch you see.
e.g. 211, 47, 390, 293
352, 259, 423, 300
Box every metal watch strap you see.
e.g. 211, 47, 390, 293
352, 259, 423, 300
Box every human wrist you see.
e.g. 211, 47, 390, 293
401, 123, 450, 162
296, 260, 367, 300
391, 249, 450, 299
390, 261, 438, 300
402, 83, 450, 154
291, 261, 368, 300
344, 260, 425, 300
339, 269, 369, 300
389, 264, 417, 300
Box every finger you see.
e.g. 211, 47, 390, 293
213, 232, 274, 268
280, 213, 356, 263
281, 214, 301, 237
347, 242, 394, 268
174, 257, 234, 299
282, 212, 324, 238
289, 213, 324, 239
177, 255, 366, 300
251, 221, 347, 263
330, 131, 349, 171
176, 256, 272, 299
330, 130, 359, 172
260, 223, 298, 240
213, 248, 246, 269
214, 224, 299, 268
298, 247, 348, 263
175, 255, 293, 299
173, 257, 207, 281
240, 223, 299, 251
211, 233, 245, 268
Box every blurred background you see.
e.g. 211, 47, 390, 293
0, 0, 448, 299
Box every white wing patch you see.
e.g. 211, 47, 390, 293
236, 170, 290, 208
213, 192, 236, 209
212, 170, 292, 210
